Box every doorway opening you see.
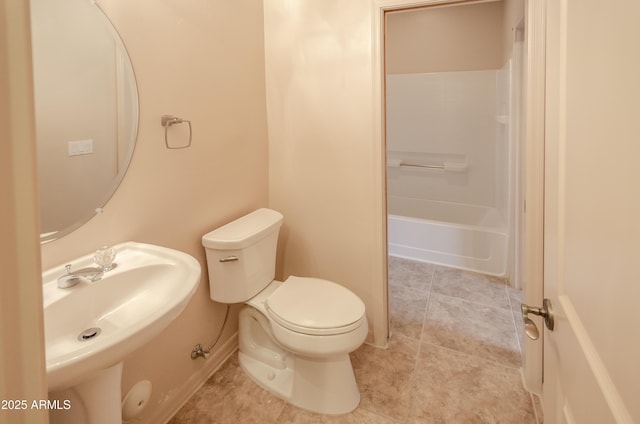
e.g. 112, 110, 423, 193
381, 0, 533, 397
385, 1, 525, 286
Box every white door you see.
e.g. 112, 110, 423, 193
541, 0, 640, 422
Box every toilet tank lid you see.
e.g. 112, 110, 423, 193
202, 208, 283, 250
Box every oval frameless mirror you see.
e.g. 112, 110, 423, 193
30, 0, 139, 243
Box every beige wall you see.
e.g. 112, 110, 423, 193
263, 0, 388, 345
386, 1, 504, 74
502, 0, 525, 64
0, 1, 48, 423
39, 0, 269, 421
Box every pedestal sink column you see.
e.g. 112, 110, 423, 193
49, 362, 123, 424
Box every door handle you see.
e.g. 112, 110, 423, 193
521, 298, 554, 340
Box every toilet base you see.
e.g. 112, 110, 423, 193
239, 350, 360, 415
238, 306, 361, 415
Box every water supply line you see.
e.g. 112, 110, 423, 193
191, 304, 230, 360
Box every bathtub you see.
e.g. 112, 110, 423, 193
387, 196, 508, 276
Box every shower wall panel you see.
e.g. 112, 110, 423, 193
386, 70, 498, 208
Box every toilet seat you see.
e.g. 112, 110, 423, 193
265, 276, 366, 336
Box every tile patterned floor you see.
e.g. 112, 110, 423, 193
169, 257, 541, 423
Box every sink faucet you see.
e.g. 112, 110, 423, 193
57, 246, 117, 289
57, 264, 112, 288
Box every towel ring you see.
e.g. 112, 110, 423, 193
161, 115, 192, 149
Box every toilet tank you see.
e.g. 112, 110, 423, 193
202, 208, 283, 303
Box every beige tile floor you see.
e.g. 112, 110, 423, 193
169, 257, 541, 423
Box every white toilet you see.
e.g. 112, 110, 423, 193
202, 208, 368, 415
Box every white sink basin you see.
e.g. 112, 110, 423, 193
42, 241, 200, 392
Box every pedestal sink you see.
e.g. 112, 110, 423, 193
42, 242, 201, 424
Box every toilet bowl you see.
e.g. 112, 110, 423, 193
239, 278, 367, 414
202, 209, 368, 414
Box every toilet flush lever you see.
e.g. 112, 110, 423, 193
219, 256, 239, 263
521, 298, 554, 340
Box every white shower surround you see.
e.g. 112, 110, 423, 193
387, 68, 512, 277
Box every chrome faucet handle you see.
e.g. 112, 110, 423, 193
58, 264, 81, 289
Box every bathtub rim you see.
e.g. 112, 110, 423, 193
387, 212, 509, 277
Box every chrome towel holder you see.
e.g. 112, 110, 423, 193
161, 115, 192, 149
